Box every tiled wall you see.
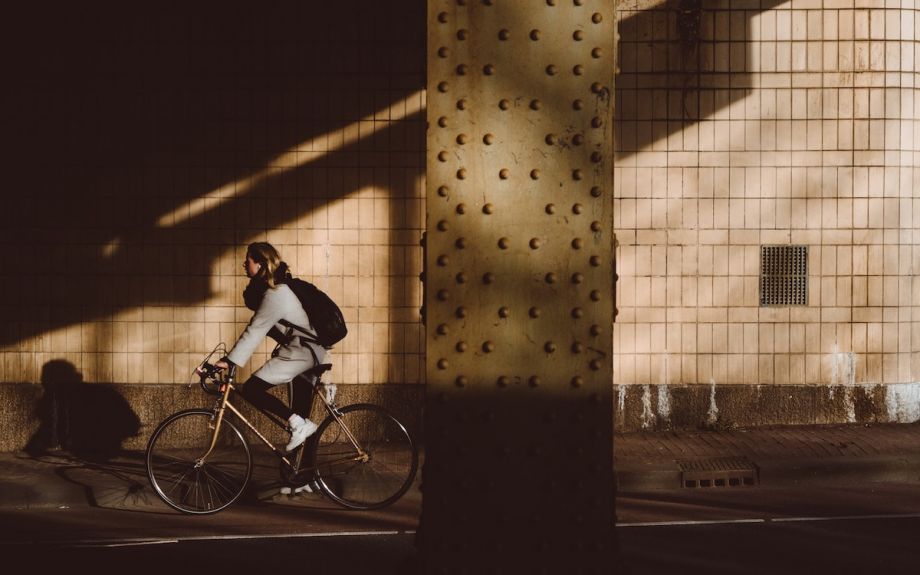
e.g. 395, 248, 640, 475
614, 0, 920, 387
0, 4, 426, 390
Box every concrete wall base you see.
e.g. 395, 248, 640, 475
3, 381, 920, 450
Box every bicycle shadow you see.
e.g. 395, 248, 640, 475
23, 360, 159, 510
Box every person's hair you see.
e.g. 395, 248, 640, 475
246, 242, 284, 288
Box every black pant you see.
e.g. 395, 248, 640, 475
239, 375, 313, 424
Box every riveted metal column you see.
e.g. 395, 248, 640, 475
421, 0, 618, 571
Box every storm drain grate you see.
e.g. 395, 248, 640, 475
678, 456, 759, 488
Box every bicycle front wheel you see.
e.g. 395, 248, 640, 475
146, 409, 252, 514
309, 403, 418, 510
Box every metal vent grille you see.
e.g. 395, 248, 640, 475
760, 245, 808, 306
679, 457, 759, 488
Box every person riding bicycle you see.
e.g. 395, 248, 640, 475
215, 242, 326, 452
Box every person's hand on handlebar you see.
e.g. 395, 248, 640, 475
215, 359, 231, 371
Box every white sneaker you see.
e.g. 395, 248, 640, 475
285, 418, 317, 452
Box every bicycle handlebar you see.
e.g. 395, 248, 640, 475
196, 362, 236, 394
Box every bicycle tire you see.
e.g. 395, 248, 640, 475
146, 409, 252, 515
309, 403, 418, 510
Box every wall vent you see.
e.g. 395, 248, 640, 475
760, 245, 808, 306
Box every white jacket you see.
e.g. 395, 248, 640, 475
226, 284, 326, 384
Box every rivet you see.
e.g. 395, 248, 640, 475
499, 99, 510, 110
590, 290, 601, 301
457, 133, 469, 145
573, 30, 584, 41
546, 0, 555, 5
529, 29, 541, 41
437, 289, 450, 301
529, 238, 542, 249
573, 134, 584, 145
572, 307, 584, 318
482, 0, 492, 5
457, 29, 468, 40
482, 203, 494, 214
456, 203, 467, 214
456, 168, 467, 180
590, 325, 601, 336
482, 341, 495, 353
572, 238, 584, 249
455, 272, 467, 283
545, 64, 557, 76
590, 359, 602, 370
437, 358, 449, 369
572, 273, 584, 283
571, 376, 584, 388
572, 342, 584, 353
545, 134, 557, 145
455, 376, 467, 387
482, 272, 495, 284
437, 81, 449, 93
573, 64, 584, 76
437, 255, 449, 266
455, 306, 467, 318
456, 341, 468, 352
573, 99, 584, 110
592, 12, 603, 23
437, 47, 449, 58
529, 376, 541, 387
591, 116, 603, 128
544, 342, 557, 353
530, 169, 540, 180
545, 272, 557, 284
437, 11, 448, 23
591, 82, 603, 94
589, 255, 601, 266
483, 133, 495, 144
590, 186, 602, 197
455, 237, 467, 249
498, 306, 510, 318
591, 151, 603, 163
438, 151, 450, 162
497, 376, 510, 387
457, 99, 467, 110
437, 219, 449, 231
498, 237, 510, 249
572, 169, 583, 181
530, 99, 542, 110
591, 221, 601, 232
456, 64, 467, 75
483, 64, 495, 75
574, 0, 583, 6
437, 117, 448, 129
437, 323, 449, 335
545, 203, 556, 214
573, 203, 584, 214
498, 29, 510, 40
437, 185, 449, 197
529, 307, 541, 318
499, 168, 509, 180
592, 47, 602, 58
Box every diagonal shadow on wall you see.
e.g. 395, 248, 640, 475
0, 1, 425, 350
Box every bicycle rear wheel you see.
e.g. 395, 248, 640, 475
309, 403, 418, 510
146, 409, 252, 514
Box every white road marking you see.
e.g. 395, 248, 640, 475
617, 512, 920, 528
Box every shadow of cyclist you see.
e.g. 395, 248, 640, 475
26, 359, 141, 462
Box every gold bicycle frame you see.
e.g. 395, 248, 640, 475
195, 372, 369, 472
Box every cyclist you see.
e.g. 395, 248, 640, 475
215, 242, 326, 452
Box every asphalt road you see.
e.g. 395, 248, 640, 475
3, 482, 920, 573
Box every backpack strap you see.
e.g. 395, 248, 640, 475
279, 319, 322, 346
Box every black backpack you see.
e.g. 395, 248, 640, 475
280, 278, 348, 348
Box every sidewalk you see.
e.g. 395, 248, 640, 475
1, 423, 919, 510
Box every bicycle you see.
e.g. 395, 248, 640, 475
145, 344, 419, 515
